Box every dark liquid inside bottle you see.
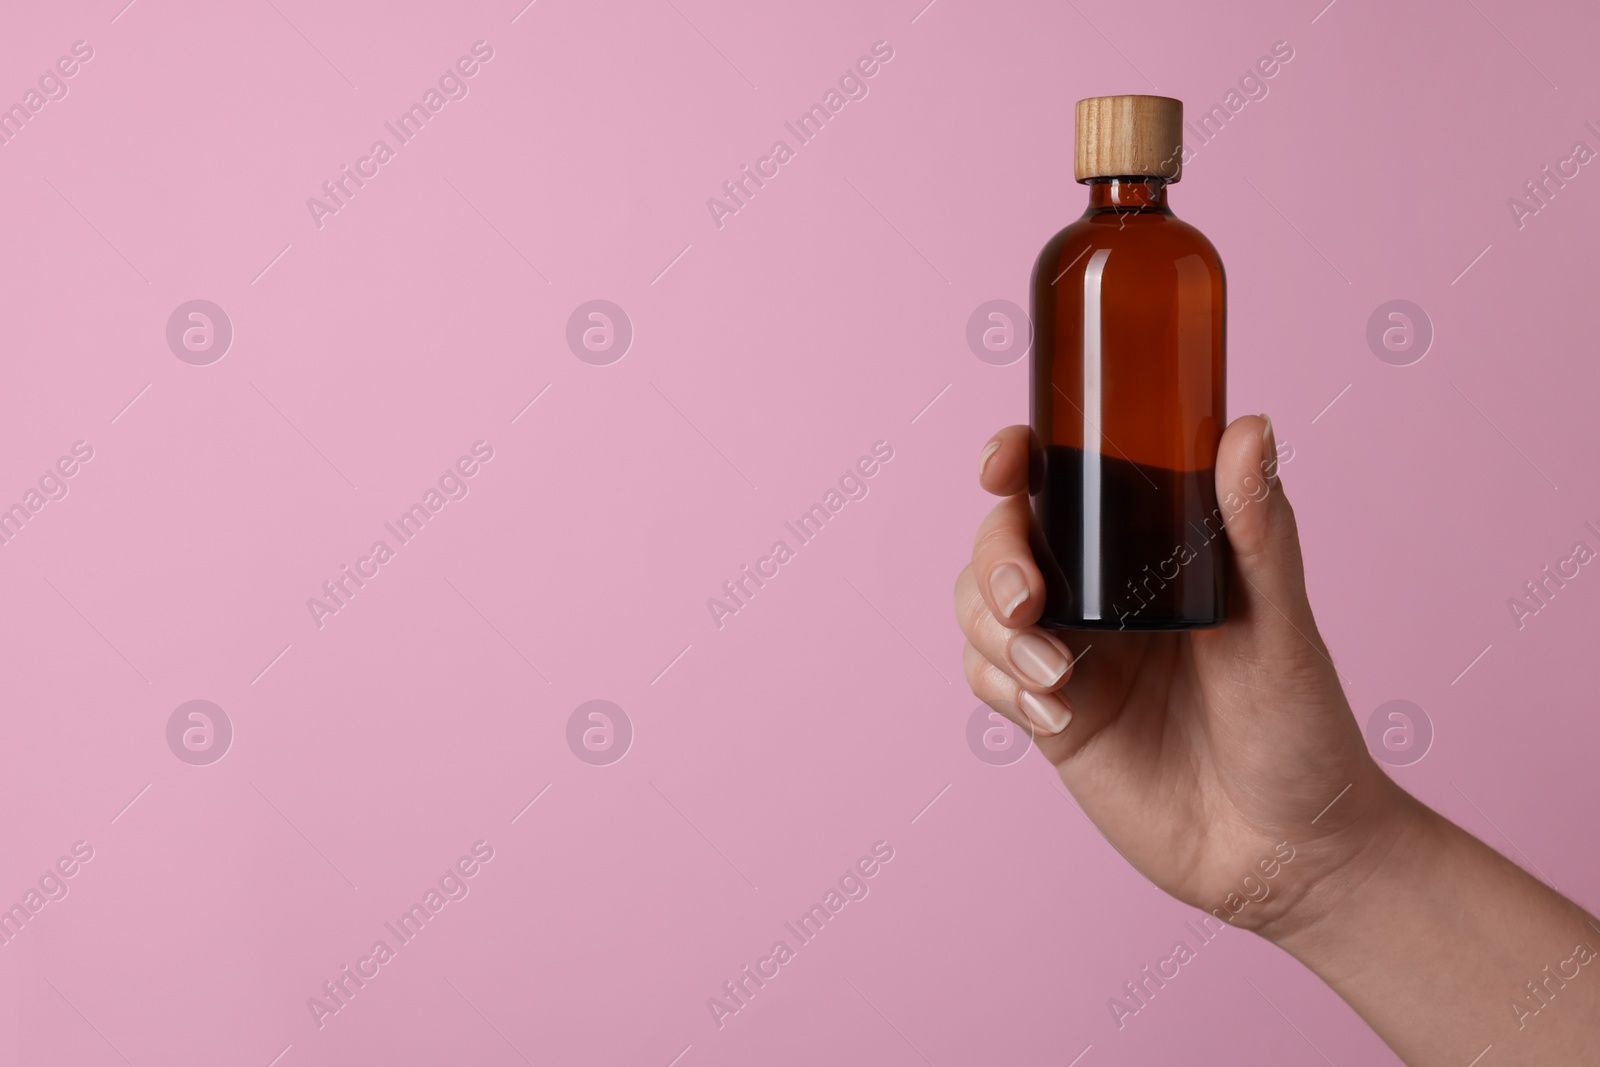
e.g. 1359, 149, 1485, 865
1030, 177, 1227, 630
1031, 445, 1223, 629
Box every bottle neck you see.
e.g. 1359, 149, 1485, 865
1084, 177, 1169, 213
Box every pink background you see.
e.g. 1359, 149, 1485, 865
2, 0, 1598, 1063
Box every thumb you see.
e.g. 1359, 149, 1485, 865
1215, 414, 1331, 668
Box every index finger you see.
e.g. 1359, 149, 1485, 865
971, 429, 1044, 627
978, 425, 1031, 497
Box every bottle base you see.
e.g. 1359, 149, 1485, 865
1037, 612, 1226, 633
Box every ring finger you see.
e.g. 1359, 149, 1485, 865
963, 641, 1073, 737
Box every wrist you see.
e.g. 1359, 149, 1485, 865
1257, 780, 1446, 959
1248, 778, 1600, 1065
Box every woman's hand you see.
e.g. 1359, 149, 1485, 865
957, 418, 1600, 1067
954, 416, 1405, 937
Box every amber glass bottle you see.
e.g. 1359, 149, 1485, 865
1029, 95, 1227, 630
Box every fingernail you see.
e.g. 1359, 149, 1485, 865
989, 564, 1030, 619
1019, 689, 1072, 735
1260, 414, 1279, 487
1010, 632, 1070, 687
979, 440, 1002, 480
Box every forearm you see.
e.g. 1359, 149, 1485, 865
1268, 792, 1600, 1066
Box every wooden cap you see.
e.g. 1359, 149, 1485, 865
1074, 95, 1184, 183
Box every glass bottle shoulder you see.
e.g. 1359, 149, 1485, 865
1031, 210, 1224, 289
